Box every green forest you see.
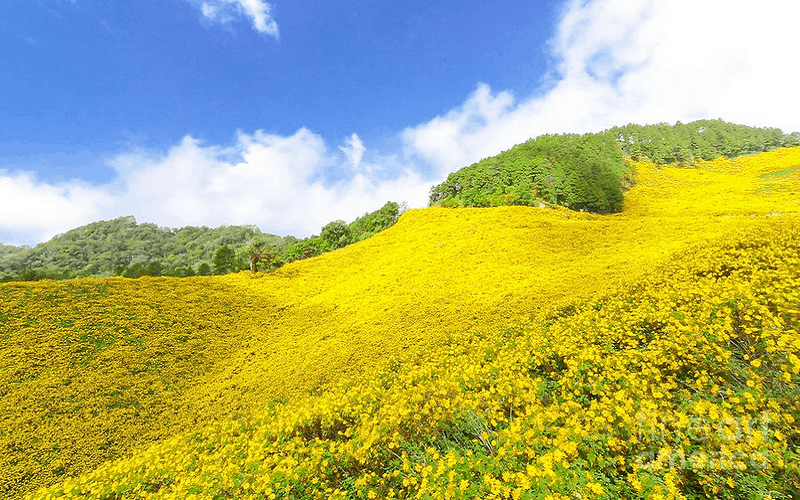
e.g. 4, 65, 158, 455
429, 119, 800, 212
0, 202, 402, 282
609, 119, 800, 164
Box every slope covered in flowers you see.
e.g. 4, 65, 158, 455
27, 219, 800, 500
2, 147, 799, 498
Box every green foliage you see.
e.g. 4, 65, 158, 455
283, 201, 403, 264
0, 217, 291, 282
247, 241, 283, 273
123, 263, 145, 279
212, 246, 240, 275
144, 260, 163, 276
429, 119, 800, 214
284, 237, 331, 262
247, 240, 266, 273
429, 132, 627, 213
609, 119, 800, 164
348, 201, 402, 242
0, 201, 404, 280
320, 220, 352, 249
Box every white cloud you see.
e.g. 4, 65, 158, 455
110, 128, 429, 237
403, 0, 800, 174
1, 128, 429, 245
0, 171, 113, 245
114, 129, 328, 232
5, 0, 800, 246
402, 84, 518, 176
339, 134, 367, 172
192, 0, 279, 37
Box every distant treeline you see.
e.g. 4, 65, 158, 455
610, 119, 800, 164
0, 202, 402, 282
429, 119, 800, 213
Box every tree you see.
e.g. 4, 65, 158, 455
284, 237, 330, 262
247, 241, 265, 272
212, 246, 237, 275
144, 260, 163, 276
321, 220, 351, 249
348, 201, 401, 242
258, 245, 281, 272
123, 262, 145, 278
247, 241, 280, 272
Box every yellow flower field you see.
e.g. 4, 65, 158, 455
1, 147, 799, 499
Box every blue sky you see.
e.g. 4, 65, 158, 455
2, 0, 799, 245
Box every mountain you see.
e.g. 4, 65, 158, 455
2, 145, 798, 498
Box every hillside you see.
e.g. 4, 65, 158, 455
0, 217, 289, 281
0, 202, 400, 282
5, 121, 796, 282
1, 147, 799, 499
429, 120, 799, 213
